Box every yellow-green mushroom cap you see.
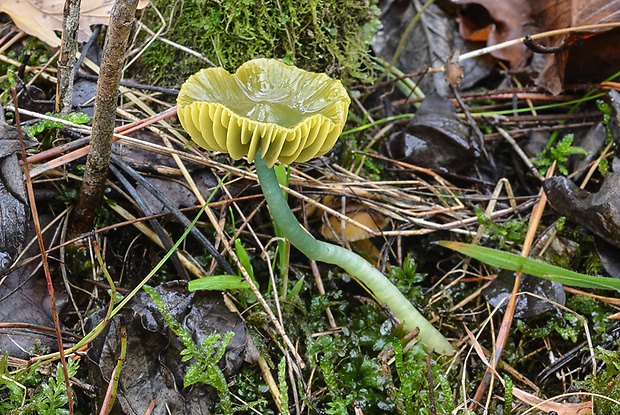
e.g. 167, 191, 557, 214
177, 59, 351, 167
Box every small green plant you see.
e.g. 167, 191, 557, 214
388, 253, 426, 301
31, 360, 79, 415
226, 254, 459, 414
23, 112, 91, 137
579, 344, 620, 414
532, 133, 588, 175
391, 338, 456, 414
277, 357, 290, 415
503, 375, 513, 415
597, 99, 615, 145
475, 207, 528, 248
143, 285, 260, 414
0, 353, 80, 415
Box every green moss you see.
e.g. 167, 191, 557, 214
579, 344, 620, 414
138, 0, 380, 86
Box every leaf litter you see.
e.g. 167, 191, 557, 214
1, 0, 620, 413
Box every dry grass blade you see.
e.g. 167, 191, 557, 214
12, 87, 74, 414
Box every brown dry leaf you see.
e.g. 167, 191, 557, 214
317, 193, 389, 243
456, 0, 620, 93
321, 209, 389, 242
455, 0, 536, 67
2, 0, 149, 47
532, 0, 620, 93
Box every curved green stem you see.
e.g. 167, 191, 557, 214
255, 154, 454, 355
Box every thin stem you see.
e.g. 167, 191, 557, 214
255, 154, 454, 355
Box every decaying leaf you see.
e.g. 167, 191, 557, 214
311, 191, 389, 243
321, 205, 389, 243
313, 193, 389, 263
455, 0, 536, 67
532, 0, 620, 94
483, 270, 565, 318
86, 282, 254, 415
0, 214, 72, 360
374, 0, 459, 95
382, 94, 478, 172
455, 0, 620, 93
0, 121, 38, 273
2, 0, 149, 47
543, 173, 620, 249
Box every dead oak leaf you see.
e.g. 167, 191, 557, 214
532, 0, 620, 94
2, 0, 149, 48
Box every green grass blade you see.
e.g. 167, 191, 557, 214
438, 241, 620, 291
188, 275, 250, 291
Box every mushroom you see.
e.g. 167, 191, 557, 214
177, 59, 453, 355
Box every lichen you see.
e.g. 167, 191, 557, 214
137, 0, 381, 86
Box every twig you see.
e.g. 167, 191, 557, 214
12, 106, 177, 175
71, 0, 140, 237
456, 23, 620, 65
56, 0, 81, 114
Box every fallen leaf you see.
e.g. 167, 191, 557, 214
595, 238, 620, 279
86, 282, 254, 414
0, 122, 38, 272
543, 173, 620, 249
482, 270, 565, 319
321, 208, 389, 243
455, 0, 536, 66
0, 214, 73, 360
532, 0, 620, 93
2, 0, 149, 48
455, 0, 620, 93
382, 94, 478, 172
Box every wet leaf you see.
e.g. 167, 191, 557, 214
317, 192, 389, 243
455, 0, 620, 93
0, 122, 37, 272
483, 270, 565, 318
0, 215, 71, 359
532, 0, 620, 93
86, 282, 253, 415
595, 238, 620, 279
543, 173, 620, 249
382, 94, 478, 172
375, 0, 495, 93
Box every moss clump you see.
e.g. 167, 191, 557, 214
138, 0, 381, 86
580, 345, 620, 414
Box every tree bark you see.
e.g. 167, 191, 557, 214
70, 0, 139, 237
